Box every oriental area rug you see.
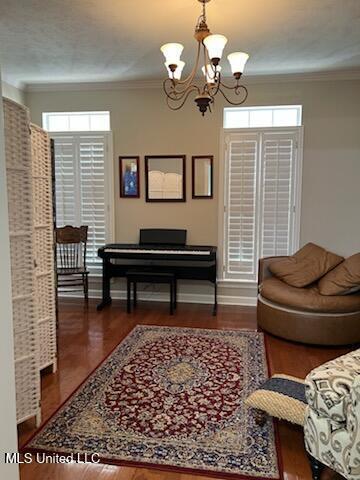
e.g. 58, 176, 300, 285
25, 326, 282, 479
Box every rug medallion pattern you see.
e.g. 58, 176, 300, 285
26, 326, 280, 478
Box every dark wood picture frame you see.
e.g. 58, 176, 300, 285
192, 155, 214, 199
145, 155, 186, 202
119, 156, 140, 198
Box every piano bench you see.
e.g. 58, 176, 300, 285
125, 271, 177, 315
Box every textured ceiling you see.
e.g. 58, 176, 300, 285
0, 0, 360, 87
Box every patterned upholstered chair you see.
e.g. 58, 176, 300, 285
304, 349, 360, 479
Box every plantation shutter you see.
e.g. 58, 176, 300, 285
53, 135, 78, 227
225, 132, 260, 281
260, 130, 298, 258
78, 134, 108, 268
52, 132, 112, 272
224, 128, 301, 281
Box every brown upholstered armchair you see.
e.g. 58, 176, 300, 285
257, 257, 360, 346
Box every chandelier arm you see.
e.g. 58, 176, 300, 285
206, 47, 222, 91
207, 71, 221, 97
217, 84, 248, 105
202, 43, 220, 96
163, 79, 186, 101
163, 79, 200, 103
202, 42, 207, 72
166, 85, 201, 111
174, 41, 202, 87
218, 77, 246, 93
202, 68, 219, 100
207, 83, 219, 99
204, 44, 218, 83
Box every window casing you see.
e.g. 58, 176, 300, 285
221, 126, 303, 282
224, 105, 302, 129
43, 111, 110, 132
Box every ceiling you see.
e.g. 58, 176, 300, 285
0, 0, 360, 88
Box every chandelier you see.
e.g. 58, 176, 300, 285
160, 0, 249, 116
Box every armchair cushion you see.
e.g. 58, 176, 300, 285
260, 277, 360, 313
319, 253, 360, 296
268, 243, 343, 288
305, 349, 360, 423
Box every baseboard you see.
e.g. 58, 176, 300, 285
59, 289, 257, 307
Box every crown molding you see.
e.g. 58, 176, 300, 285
25, 79, 162, 92
245, 69, 360, 84
24, 69, 360, 93
2, 79, 26, 91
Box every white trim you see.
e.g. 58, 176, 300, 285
24, 69, 360, 92
218, 279, 257, 287
293, 126, 304, 252
0, 74, 20, 480
217, 129, 227, 280
59, 289, 257, 307
105, 132, 115, 244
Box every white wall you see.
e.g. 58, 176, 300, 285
2, 81, 25, 105
0, 73, 19, 479
25, 77, 360, 301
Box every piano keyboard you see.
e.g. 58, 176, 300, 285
103, 248, 211, 256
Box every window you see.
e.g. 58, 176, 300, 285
224, 105, 302, 129
43, 111, 110, 132
52, 132, 113, 272
222, 127, 303, 282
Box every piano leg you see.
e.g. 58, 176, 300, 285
213, 281, 218, 316
174, 278, 177, 310
127, 278, 131, 314
97, 296, 112, 311
133, 281, 137, 308
170, 282, 174, 315
97, 260, 112, 311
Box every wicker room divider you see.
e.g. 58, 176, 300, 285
31, 124, 57, 373
3, 98, 41, 426
4, 98, 57, 426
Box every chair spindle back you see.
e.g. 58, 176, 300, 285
55, 226, 88, 270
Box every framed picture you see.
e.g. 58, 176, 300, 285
119, 156, 140, 198
192, 155, 213, 199
145, 155, 186, 202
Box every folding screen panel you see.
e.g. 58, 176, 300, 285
3, 98, 41, 425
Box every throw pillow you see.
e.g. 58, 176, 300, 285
318, 253, 360, 295
245, 374, 306, 426
268, 243, 343, 287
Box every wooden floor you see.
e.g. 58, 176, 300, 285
18, 298, 350, 480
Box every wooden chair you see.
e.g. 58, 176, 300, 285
55, 225, 89, 300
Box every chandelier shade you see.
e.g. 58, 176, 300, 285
160, 0, 249, 116
203, 34, 228, 62
227, 52, 249, 75
160, 43, 184, 66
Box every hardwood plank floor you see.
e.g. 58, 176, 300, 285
18, 298, 350, 480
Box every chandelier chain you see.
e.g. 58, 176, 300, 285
196, 0, 207, 31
